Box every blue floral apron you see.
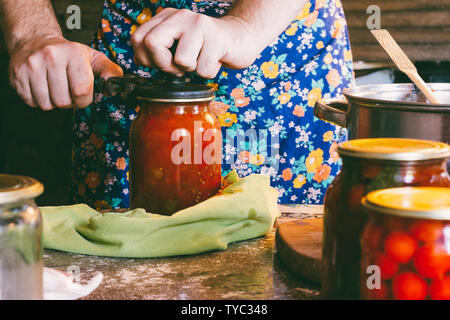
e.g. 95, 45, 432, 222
73, 0, 354, 210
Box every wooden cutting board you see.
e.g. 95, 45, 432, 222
275, 218, 323, 284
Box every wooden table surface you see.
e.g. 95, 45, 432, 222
43, 205, 323, 300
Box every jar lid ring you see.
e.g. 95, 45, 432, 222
0, 174, 44, 204
338, 138, 450, 161
362, 187, 450, 220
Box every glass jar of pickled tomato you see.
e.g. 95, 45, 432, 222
322, 138, 450, 299
361, 187, 450, 300
129, 83, 222, 215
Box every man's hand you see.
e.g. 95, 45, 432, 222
8, 37, 123, 110
131, 8, 260, 79
131, 0, 307, 79
1, 0, 123, 110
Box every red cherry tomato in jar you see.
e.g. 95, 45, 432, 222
430, 277, 450, 300
384, 231, 417, 263
414, 243, 450, 279
409, 220, 443, 243
373, 252, 399, 280
393, 272, 428, 300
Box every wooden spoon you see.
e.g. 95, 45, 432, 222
371, 29, 440, 104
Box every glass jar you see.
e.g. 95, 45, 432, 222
361, 187, 450, 300
0, 174, 44, 300
322, 138, 450, 299
129, 83, 222, 215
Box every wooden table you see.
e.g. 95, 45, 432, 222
43, 205, 323, 300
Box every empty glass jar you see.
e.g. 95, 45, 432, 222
0, 174, 44, 300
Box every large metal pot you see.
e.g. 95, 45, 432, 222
314, 83, 450, 144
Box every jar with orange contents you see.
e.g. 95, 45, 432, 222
129, 83, 222, 215
322, 138, 450, 299
361, 187, 450, 300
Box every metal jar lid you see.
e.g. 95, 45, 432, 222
338, 138, 450, 161
362, 187, 450, 220
135, 84, 214, 102
0, 174, 44, 204
135, 83, 215, 103
99, 75, 216, 103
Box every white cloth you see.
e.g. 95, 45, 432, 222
43, 267, 103, 300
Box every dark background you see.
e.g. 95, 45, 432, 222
0, 0, 449, 205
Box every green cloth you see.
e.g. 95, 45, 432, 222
41, 174, 280, 258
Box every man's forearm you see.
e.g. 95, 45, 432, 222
0, 0, 62, 53
227, 0, 307, 51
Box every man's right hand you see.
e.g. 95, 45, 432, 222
8, 37, 123, 111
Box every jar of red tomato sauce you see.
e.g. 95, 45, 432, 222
322, 138, 450, 299
129, 83, 222, 215
361, 187, 450, 300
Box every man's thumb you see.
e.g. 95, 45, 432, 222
90, 49, 123, 79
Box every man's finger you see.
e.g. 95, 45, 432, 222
9, 69, 36, 108
67, 58, 94, 108
29, 67, 53, 110
90, 50, 123, 79
131, 8, 177, 66
174, 29, 204, 72
142, 22, 185, 75
131, 7, 177, 44
144, 39, 184, 75
196, 42, 223, 79
47, 62, 72, 108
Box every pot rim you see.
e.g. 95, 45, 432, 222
343, 83, 450, 112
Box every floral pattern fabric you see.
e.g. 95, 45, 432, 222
73, 0, 354, 210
